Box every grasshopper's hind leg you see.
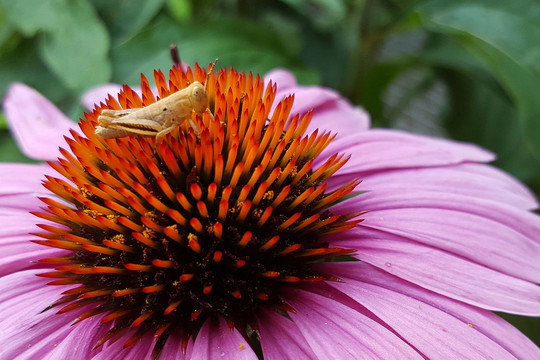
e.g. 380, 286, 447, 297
98, 108, 140, 126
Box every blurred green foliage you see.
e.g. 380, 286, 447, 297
0, 0, 539, 344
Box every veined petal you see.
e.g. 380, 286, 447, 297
91, 333, 154, 360
40, 317, 111, 360
258, 308, 318, 360
0, 163, 56, 195
189, 317, 257, 360
0, 215, 67, 275
320, 129, 494, 172
158, 332, 190, 360
351, 162, 538, 210
322, 262, 540, 360
3, 83, 75, 161
0, 269, 80, 359
332, 227, 540, 315
285, 287, 423, 359
332, 196, 540, 282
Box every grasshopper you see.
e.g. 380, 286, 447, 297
95, 61, 217, 140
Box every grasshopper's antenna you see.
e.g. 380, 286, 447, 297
205, 58, 219, 90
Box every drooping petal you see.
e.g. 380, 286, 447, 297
158, 332, 190, 360
0, 269, 83, 359
263, 69, 297, 91
189, 317, 257, 360
331, 226, 540, 315
0, 215, 67, 276
2, 83, 76, 161
264, 69, 370, 136
332, 193, 540, 283
322, 262, 540, 360
320, 129, 494, 172
0, 163, 56, 195
0, 163, 59, 216
341, 162, 537, 210
40, 318, 111, 360
285, 287, 424, 359
91, 333, 155, 360
258, 308, 318, 359
81, 84, 125, 110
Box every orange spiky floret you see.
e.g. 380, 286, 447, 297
36, 62, 361, 358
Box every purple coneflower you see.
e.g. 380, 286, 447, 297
1, 63, 539, 359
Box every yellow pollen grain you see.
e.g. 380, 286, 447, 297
467, 323, 473, 328
83, 209, 100, 218
106, 214, 118, 222
173, 280, 179, 286
143, 228, 156, 239
252, 209, 263, 218
145, 211, 157, 220
239, 343, 245, 350
290, 166, 298, 177
263, 191, 274, 200
112, 234, 125, 243
187, 233, 198, 242
206, 223, 214, 233
229, 201, 243, 214
78, 186, 92, 198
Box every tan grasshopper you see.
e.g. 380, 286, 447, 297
95, 61, 217, 140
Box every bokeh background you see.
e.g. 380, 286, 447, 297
1, 0, 539, 346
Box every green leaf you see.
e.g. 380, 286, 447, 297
91, 0, 166, 44
279, 0, 346, 31
0, 112, 6, 129
111, 15, 316, 86
1, 0, 111, 91
0, 38, 68, 102
167, 0, 192, 22
415, 0, 540, 160
443, 70, 540, 185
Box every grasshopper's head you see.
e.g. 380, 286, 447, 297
190, 81, 208, 114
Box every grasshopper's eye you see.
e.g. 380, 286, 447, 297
191, 83, 206, 103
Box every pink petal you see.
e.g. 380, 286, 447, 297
40, 317, 111, 360
91, 333, 154, 360
0, 163, 54, 195
264, 69, 370, 137
0, 215, 67, 275
258, 309, 317, 359
0, 164, 59, 216
81, 83, 160, 110
332, 196, 540, 283
159, 332, 190, 360
322, 262, 540, 360
285, 287, 423, 359
81, 84, 125, 110
189, 317, 257, 360
264, 69, 298, 91
0, 269, 78, 359
0, 194, 46, 216
3, 83, 76, 161
331, 226, 540, 315
339, 162, 538, 210
320, 129, 494, 173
